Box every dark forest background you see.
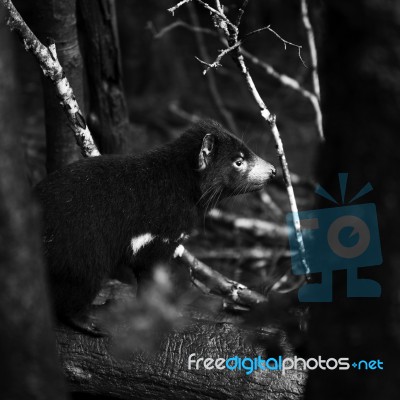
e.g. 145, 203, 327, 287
15, 0, 320, 182
0, 0, 399, 399
9, 0, 321, 301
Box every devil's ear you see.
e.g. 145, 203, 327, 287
198, 134, 215, 170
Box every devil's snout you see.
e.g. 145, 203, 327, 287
248, 156, 276, 187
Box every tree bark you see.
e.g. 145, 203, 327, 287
32, 0, 84, 172
78, 0, 131, 154
305, 0, 400, 398
0, 8, 68, 399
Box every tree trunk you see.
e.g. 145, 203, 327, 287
0, 8, 68, 399
32, 0, 84, 172
305, 0, 400, 398
78, 0, 131, 154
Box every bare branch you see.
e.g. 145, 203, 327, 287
147, 20, 216, 39
194, 24, 275, 75
196, 23, 301, 76
259, 189, 284, 218
272, 171, 316, 191
266, 25, 307, 67
195, 41, 242, 74
168, 0, 193, 15
242, 49, 309, 95
300, 0, 323, 140
308, 93, 324, 142
193, 247, 291, 260
168, 0, 237, 33
230, 38, 309, 276
241, 49, 323, 140
242, 25, 272, 39
168, 101, 201, 123
236, 0, 249, 28
153, 15, 322, 139
301, 0, 321, 100
194, 0, 238, 33
188, 3, 238, 132
178, 248, 268, 306
207, 209, 288, 243
214, 0, 224, 13
0, 0, 100, 158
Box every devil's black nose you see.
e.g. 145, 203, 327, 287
271, 167, 277, 177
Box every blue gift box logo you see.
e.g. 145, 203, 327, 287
286, 173, 382, 302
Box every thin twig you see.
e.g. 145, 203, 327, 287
188, 3, 238, 132
308, 94, 323, 142
198, 22, 306, 72
194, 0, 238, 33
236, 0, 249, 28
152, 18, 322, 139
242, 25, 271, 39
242, 49, 323, 139
266, 25, 307, 67
168, 0, 237, 34
179, 248, 268, 306
193, 247, 291, 260
242, 49, 310, 95
168, 0, 193, 15
300, 0, 323, 140
301, 0, 320, 100
196, 24, 287, 74
147, 20, 216, 39
195, 41, 242, 74
244, 24, 306, 67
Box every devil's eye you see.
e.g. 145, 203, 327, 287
233, 158, 244, 168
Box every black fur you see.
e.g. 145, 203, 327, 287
35, 120, 275, 319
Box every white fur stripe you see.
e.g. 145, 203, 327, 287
173, 245, 185, 258
131, 233, 154, 255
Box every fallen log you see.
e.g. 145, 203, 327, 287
57, 316, 306, 400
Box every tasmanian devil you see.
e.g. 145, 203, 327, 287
35, 119, 276, 333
